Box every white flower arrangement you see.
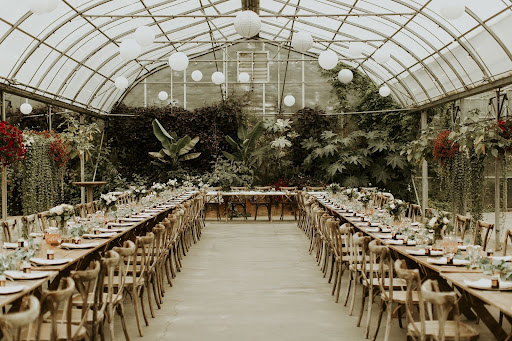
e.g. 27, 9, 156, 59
100, 193, 118, 211
151, 182, 166, 193
344, 187, 359, 200
48, 204, 75, 226
385, 199, 407, 218
167, 178, 178, 188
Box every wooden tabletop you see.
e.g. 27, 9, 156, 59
0, 192, 195, 309
72, 181, 107, 186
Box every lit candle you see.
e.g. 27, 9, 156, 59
47, 250, 55, 260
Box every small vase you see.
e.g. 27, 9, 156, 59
433, 231, 443, 245
58, 219, 68, 235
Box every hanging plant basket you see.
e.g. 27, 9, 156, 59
433, 131, 459, 165
0, 122, 26, 167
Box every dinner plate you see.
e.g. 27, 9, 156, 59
380, 228, 392, 233
490, 255, 512, 262
107, 222, 134, 227
464, 278, 512, 290
99, 227, 125, 233
82, 233, 117, 239
122, 217, 146, 222
2, 243, 18, 249
0, 285, 26, 294
30, 258, 73, 266
60, 242, 100, 249
384, 239, 404, 245
365, 227, 380, 233
406, 249, 428, 256
5, 270, 52, 280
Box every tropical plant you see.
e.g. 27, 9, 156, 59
222, 121, 266, 168
149, 119, 201, 170
203, 156, 253, 190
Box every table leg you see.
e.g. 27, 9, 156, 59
467, 294, 508, 341
270, 195, 273, 222
86, 187, 94, 203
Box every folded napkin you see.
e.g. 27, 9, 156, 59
365, 227, 380, 233
427, 257, 470, 266
99, 227, 125, 233
2, 242, 18, 249
406, 240, 417, 246
107, 222, 133, 227
464, 278, 512, 290
60, 242, 99, 249
406, 249, 427, 256
374, 233, 393, 239
82, 232, 117, 239
384, 239, 404, 245
30, 257, 72, 266
380, 228, 392, 233
457, 245, 468, 250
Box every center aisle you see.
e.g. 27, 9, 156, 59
122, 221, 407, 341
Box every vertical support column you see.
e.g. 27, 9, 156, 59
143, 78, 147, 108
421, 111, 428, 216
225, 45, 229, 99
183, 70, 187, 109
262, 83, 266, 115
277, 46, 281, 112
48, 105, 52, 131
301, 54, 305, 108
79, 114, 85, 204
495, 91, 502, 250
170, 71, 173, 104
1, 91, 6, 221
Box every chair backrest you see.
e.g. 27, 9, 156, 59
37, 277, 76, 341
135, 233, 155, 281
71, 261, 102, 332
306, 186, 326, 191
368, 240, 393, 299
280, 186, 297, 191
2, 218, 19, 243
421, 279, 461, 341
504, 230, 512, 256
101, 251, 121, 325
395, 259, 424, 339
0, 295, 40, 341
22, 214, 41, 237
230, 186, 248, 191
350, 232, 370, 277
455, 215, 471, 239
408, 204, 422, 222
474, 220, 494, 251
152, 224, 166, 266
254, 186, 272, 191
112, 240, 136, 298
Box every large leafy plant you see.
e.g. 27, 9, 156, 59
222, 121, 266, 168
149, 119, 201, 169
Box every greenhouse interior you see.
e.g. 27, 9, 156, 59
2, 0, 512, 340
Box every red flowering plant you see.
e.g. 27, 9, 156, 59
433, 131, 459, 164
0, 121, 26, 167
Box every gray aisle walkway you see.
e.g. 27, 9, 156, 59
119, 221, 408, 341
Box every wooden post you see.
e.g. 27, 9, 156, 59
421, 111, 428, 217
79, 115, 85, 204
301, 53, 305, 108
1, 91, 6, 221
495, 90, 502, 250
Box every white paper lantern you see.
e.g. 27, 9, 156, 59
374, 49, 391, 64
238, 72, 250, 83
45, 0, 59, 13
191, 70, 203, 82
440, 0, 466, 20
284, 95, 295, 107
379, 85, 391, 97
212, 72, 225, 85
338, 69, 353, 84
158, 91, 169, 101
348, 42, 363, 57
134, 26, 155, 47
292, 32, 313, 53
20, 103, 32, 115
115, 76, 129, 90
168, 52, 189, 71
318, 50, 338, 70
233, 11, 261, 38
119, 39, 141, 61
29, 0, 48, 14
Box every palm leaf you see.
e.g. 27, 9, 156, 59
178, 136, 199, 156
179, 152, 201, 161
385, 153, 406, 169
152, 119, 174, 142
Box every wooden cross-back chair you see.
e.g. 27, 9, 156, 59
33, 277, 88, 341
253, 186, 272, 221
2, 218, 19, 243
0, 295, 40, 341
329, 222, 351, 303
229, 186, 248, 220
346, 232, 371, 318
503, 230, 512, 256
22, 214, 43, 236
280, 186, 297, 220
455, 215, 472, 240
205, 187, 223, 221
474, 220, 494, 251
408, 204, 422, 222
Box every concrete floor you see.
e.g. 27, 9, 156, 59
114, 220, 496, 340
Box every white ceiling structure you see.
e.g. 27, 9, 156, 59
0, 0, 511, 115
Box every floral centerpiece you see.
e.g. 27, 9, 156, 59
433, 131, 459, 165
385, 199, 407, 222
327, 183, 342, 195
130, 185, 147, 201
427, 211, 453, 243
344, 187, 359, 200
358, 192, 372, 209
48, 204, 75, 233
0, 122, 26, 167
151, 183, 166, 196
167, 178, 178, 190
99, 193, 118, 213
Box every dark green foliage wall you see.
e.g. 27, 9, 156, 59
108, 97, 246, 182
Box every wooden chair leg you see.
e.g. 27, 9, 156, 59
372, 301, 385, 341
357, 287, 367, 327
132, 287, 144, 336
139, 285, 149, 326
331, 262, 338, 295
344, 272, 353, 307
118, 304, 131, 341
349, 275, 357, 315
335, 264, 343, 303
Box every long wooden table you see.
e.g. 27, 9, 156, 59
313, 194, 512, 340
0, 192, 197, 309
206, 191, 296, 222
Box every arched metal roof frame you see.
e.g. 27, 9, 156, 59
0, 0, 510, 115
